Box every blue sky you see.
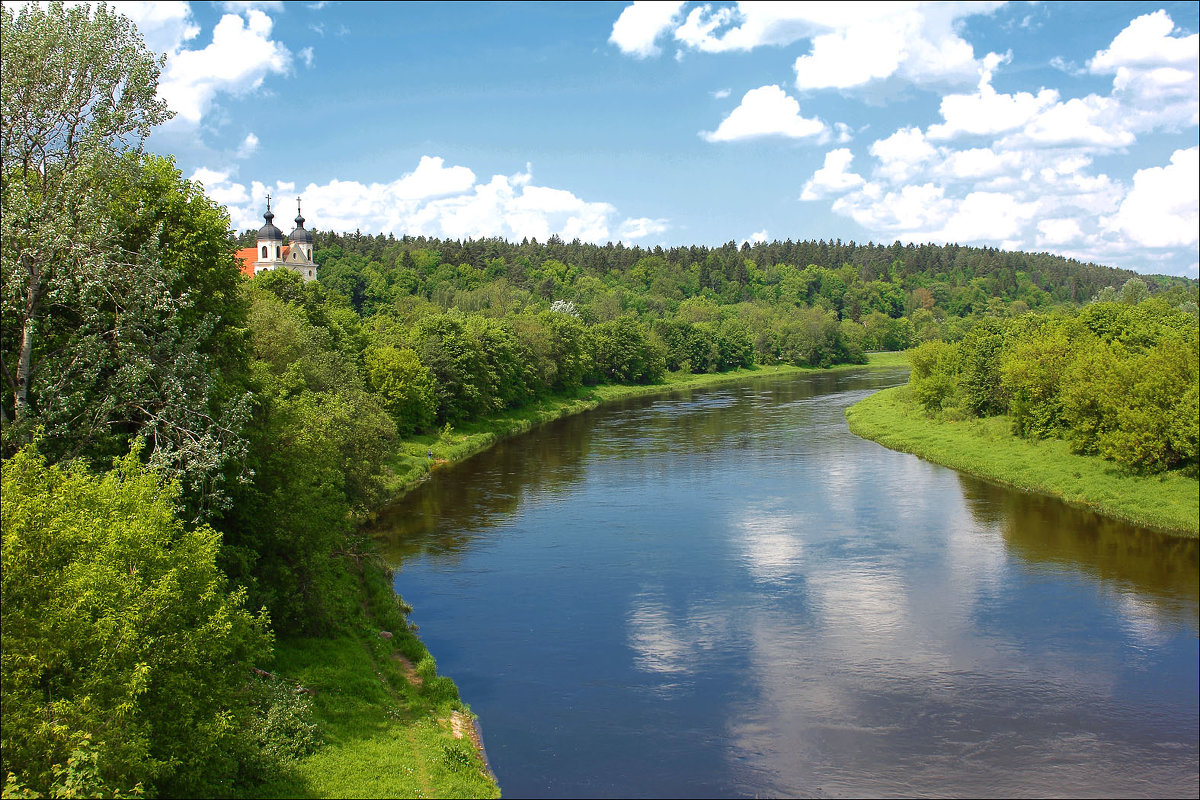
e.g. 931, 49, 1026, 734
124, 1, 1198, 277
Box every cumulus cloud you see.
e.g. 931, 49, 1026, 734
1089, 10, 1199, 133
1089, 9, 1198, 71
619, 217, 671, 239
937, 147, 1022, 181
987, 10, 1197, 151
118, 1, 201, 55
156, 8, 292, 124
869, 127, 938, 182
1102, 148, 1199, 248
190, 167, 251, 206
791, 2, 995, 91
800, 149, 864, 200
928, 53, 1060, 140
208, 156, 664, 244
235, 132, 260, 158
1037, 218, 1084, 247
701, 85, 825, 142
610, 1, 685, 58
629, 2, 1003, 90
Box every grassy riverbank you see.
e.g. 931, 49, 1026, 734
846, 385, 1200, 537
262, 354, 906, 799
251, 558, 499, 799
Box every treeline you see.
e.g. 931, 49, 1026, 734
908, 295, 1199, 475
232, 227, 1197, 318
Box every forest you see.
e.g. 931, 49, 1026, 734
2, 3, 1198, 798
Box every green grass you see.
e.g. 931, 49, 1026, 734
251, 565, 500, 799
846, 386, 1199, 537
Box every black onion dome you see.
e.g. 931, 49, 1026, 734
289, 213, 313, 245
257, 209, 283, 240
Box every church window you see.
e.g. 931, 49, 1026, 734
275, 246, 280, 258
261, 245, 267, 258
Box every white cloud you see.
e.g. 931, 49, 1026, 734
800, 149, 864, 200
938, 147, 1022, 180
190, 167, 251, 206
1090, 11, 1200, 133
617, 2, 1003, 91
1037, 218, 1084, 247
712, 88, 731, 99
701, 85, 825, 142
834, 182, 951, 232
869, 127, 938, 182
117, 1, 201, 55
210, 156, 664, 244
831, 122, 854, 144
610, 1, 685, 58
299, 46, 314, 67
1103, 148, 1200, 248
1000, 94, 1134, 149
1089, 10, 1198, 72
389, 155, 477, 200
619, 217, 671, 239
157, 9, 292, 124
937, 191, 1040, 242
236, 132, 260, 158
928, 53, 1060, 140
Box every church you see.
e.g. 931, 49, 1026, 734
236, 195, 317, 281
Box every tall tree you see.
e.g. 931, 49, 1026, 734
1, 1, 171, 426
1, 4, 249, 517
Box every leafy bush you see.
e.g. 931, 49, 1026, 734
907, 340, 959, 412
1, 445, 271, 797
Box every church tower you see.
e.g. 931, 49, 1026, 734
253, 194, 285, 275
287, 198, 317, 281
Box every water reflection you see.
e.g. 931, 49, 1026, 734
959, 475, 1199, 623
373, 367, 1198, 799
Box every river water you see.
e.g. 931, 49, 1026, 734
371, 368, 1199, 798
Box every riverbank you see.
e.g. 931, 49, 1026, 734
846, 385, 1200, 537
380, 352, 910, 504
250, 555, 500, 799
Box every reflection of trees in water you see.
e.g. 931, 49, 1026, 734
958, 474, 1199, 619
369, 415, 594, 565
371, 368, 903, 567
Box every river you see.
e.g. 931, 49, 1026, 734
371, 367, 1199, 798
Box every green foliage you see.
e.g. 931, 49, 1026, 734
908, 340, 959, 412
365, 346, 438, 435
0, 0, 250, 515
219, 289, 397, 635
958, 319, 1006, 416
591, 317, 666, 384
1000, 318, 1075, 438
1, 2, 250, 518
1, 445, 271, 797
247, 676, 322, 766
905, 302, 1199, 476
